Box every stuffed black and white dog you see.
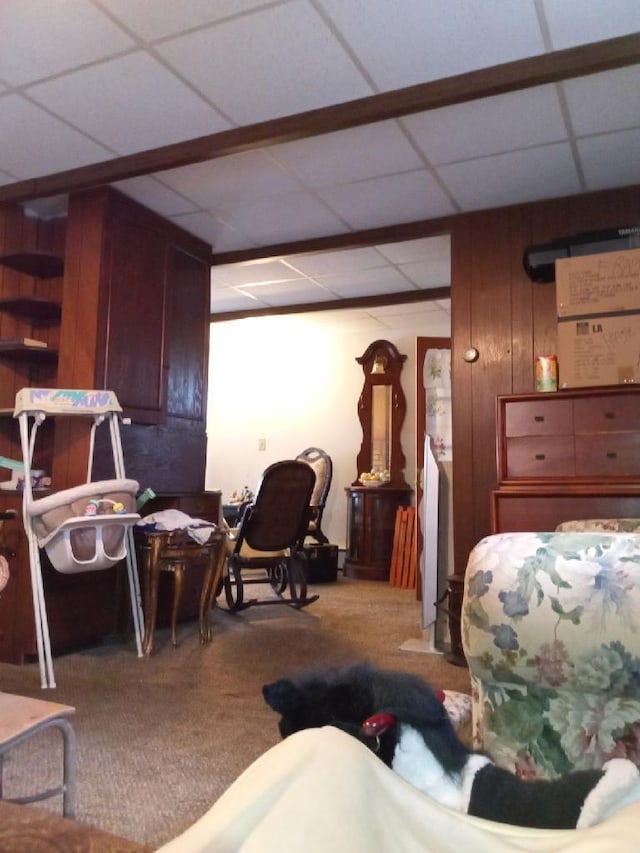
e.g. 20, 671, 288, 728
263, 662, 640, 829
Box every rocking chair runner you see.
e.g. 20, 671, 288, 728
223, 460, 319, 612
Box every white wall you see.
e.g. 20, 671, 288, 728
205, 302, 450, 549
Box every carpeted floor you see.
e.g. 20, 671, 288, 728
0, 575, 470, 848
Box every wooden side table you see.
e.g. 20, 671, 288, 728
0, 692, 76, 817
136, 528, 226, 654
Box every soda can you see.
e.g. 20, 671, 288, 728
535, 355, 558, 392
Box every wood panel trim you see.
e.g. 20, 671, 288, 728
1, 35, 638, 206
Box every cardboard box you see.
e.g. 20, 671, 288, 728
557, 312, 640, 388
556, 248, 640, 318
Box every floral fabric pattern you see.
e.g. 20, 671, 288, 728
462, 531, 640, 779
424, 349, 451, 461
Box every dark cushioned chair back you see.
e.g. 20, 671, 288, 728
241, 460, 315, 553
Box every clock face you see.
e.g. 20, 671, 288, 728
463, 347, 479, 363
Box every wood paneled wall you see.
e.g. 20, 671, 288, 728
451, 184, 640, 576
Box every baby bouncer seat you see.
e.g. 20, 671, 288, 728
14, 388, 145, 688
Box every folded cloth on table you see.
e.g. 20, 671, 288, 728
137, 509, 217, 544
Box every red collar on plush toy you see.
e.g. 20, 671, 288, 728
360, 705, 640, 829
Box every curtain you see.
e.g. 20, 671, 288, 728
424, 348, 452, 461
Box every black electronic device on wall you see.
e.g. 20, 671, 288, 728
523, 225, 640, 283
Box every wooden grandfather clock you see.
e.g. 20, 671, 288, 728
344, 340, 412, 581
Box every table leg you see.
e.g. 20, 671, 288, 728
142, 536, 162, 655
171, 562, 184, 647
199, 537, 226, 644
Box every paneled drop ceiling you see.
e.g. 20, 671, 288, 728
0, 1, 639, 321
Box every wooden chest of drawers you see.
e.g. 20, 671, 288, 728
492, 387, 640, 533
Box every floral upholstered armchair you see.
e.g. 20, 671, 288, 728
462, 530, 640, 780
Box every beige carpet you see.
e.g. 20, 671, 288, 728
0, 576, 470, 848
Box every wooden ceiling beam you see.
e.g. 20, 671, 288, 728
211, 215, 455, 266
210, 286, 452, 323
1, 33, 638, 206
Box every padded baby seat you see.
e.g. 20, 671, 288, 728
14, 388, 145, 688
28, 479, 140, 571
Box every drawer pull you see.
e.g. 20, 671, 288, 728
606, 451, 618, 459
534, 415, 544, 422
604, 412, 615, 419
535, 453, 546, 460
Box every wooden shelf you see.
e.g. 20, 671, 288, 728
0, 252, 64, 279
0, 297, 61, 323
0, 344, 58, 362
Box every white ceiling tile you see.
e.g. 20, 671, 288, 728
239, 279, 332, 307
218, 193, 350, 245
270, 120, 424, 187
0, 0, 135, 86
318, 171, 457, 230
317, 0, 544, 90
376, 236, 451, 264
399, 260, 450, 289
437, 143, 581, 210
214, 260, 303, 287
27, 52, 230, 154
0, 94, 111, 179
2, 0, 639, 320
541, 0, 640, 49
211, 284, 263, 313
287, 248, 389, 277
170, 211, 254, 251
563, 67, 640, 136
578, 129, 640, 191
101, 0, 277, 42
315, 266, 414, 298
404, 85, 568, 165
114, 176, 201, 217
155, 3, 372, 125
161, 151, 301, 210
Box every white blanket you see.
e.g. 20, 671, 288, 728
157, 726, 640, 852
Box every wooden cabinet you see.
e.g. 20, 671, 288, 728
344, 485, 411, 581
96, 212, 168, 424
57, 187, 211, 491
492, 386, 640, 533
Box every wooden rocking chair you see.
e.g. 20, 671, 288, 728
223, 460, 319, 612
